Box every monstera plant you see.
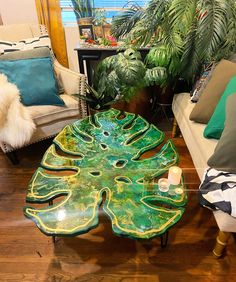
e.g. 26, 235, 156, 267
79, 48, 147, 110
79, 48, 168, 110
24, 109, 187, 239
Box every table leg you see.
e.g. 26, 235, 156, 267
86, 59, 93, 86
160, 231, 169, 248
49, 200, 56, 244
172, 118, 178, 138
78, 55, 85, 74
213, 231, 231, 258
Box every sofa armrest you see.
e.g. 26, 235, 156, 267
53, 60, 87, 96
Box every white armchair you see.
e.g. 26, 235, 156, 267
0, 24, 88, 164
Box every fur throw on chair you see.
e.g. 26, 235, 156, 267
0, 74, 35, 148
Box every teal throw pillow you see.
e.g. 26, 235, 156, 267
0, 57, 65, 106
204, 76, 236, 139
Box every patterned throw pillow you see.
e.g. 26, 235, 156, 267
190, 63, 216, 103
0, 35, 52, 55
0, 40, 21, 53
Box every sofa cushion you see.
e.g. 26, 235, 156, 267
28, 94, 79, 126
189, 60, 236, 124
0, 57, 65, 106
204, 77, 236, 139
172, 93, 217, 179
0, 24, 34, 41
208, 94, 236, 173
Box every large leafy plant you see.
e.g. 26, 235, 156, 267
71, 0, 95, 19
81, 48, 168, 110
82, 49, 148, 110
112, 0, 236, 83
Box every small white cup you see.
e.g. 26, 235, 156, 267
158, 178, 169, 192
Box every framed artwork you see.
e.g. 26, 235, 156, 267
79, 25, 95, 41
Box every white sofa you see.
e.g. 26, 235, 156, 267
172, 93, 236, 257
0, 24, 88, 163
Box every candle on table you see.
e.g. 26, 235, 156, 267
158, 178, 169, 192
168, 166, 182, 186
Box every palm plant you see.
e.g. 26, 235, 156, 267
71, 0, 95, 20
112, 0, 236, 83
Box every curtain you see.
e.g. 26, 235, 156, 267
35, 0, 69, 67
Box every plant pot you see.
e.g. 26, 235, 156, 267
93, 25, 104, 38
78, 17, 94, 25
148, 85, 174, 105
113, 88, 152, 121
102, 24, 111, 38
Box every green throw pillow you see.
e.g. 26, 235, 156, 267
208, 94, 236, 173
204, 76, 236, 139
0, 57, 65, 106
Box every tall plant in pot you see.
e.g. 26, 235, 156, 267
112, 0, 236, 86
71, 0, 95, 24
75, 49, 154, 111
74, 48, 168, 112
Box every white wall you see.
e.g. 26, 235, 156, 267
0, 1, 80, 72
64, 26, 80, 72
0, 0, 38, 25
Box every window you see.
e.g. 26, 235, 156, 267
60, 1, 149, 25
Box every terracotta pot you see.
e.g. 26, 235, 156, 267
78, 17, 94, 25
102, 24, 111, 38
113, 88, 152, 121
148, 85, 174, 105
93, 25, 104, 38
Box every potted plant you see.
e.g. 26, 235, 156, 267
73, 48, 169, 116
111, 0, 236, 93
71, 0, 95, 24
93, 9, 107, 38
74, 49, 148, 111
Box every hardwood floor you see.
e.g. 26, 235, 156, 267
0, 132, 235, 282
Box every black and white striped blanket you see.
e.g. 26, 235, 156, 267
199, 168, 236, 217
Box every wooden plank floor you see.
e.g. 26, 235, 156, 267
0, 133, 235, 282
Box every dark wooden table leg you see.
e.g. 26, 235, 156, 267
78, 54, 85, 74
6, 151, 19, 165
49, 200, 56, 244
161, 231, 169, 248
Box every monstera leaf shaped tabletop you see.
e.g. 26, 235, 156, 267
24, 109, 187, 239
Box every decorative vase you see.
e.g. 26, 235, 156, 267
93, 26, 104, 38
78, 17, 94, 25
102, 24, 112, 38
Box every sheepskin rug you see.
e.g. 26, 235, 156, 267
0, 74, 35, 148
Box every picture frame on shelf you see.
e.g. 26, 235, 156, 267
79, 24, 95, 41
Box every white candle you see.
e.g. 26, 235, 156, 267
158, 178, 169, 192
168, 166, 182, 185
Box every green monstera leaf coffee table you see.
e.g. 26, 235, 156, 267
24, 109, 187, 240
